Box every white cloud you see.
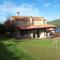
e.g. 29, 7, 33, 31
0, 1, 41, 23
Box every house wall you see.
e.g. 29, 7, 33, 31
15, 20, 30, 26
31, 19, 47, 25
33, 21, 44, 25
15, 29, 55, 39
40, 32, 45, 38
10, 16, 47, 26
14, 20, 47, 26
29, 29, 47, 38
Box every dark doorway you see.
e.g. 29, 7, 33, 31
37, 30, 40, 38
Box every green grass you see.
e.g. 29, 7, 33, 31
0, 37, 60, 60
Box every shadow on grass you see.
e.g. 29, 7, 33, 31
0, 35, 33, 60
0, 35, 13, 41
0, 41, 19, 60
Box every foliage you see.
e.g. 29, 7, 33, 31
0, 23, 5, 34
48, 19, 60, 27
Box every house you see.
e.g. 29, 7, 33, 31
5, 15, 56, 38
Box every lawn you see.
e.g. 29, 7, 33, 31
0, 37, 60, 60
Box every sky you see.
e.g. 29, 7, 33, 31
0, 0, 60, 23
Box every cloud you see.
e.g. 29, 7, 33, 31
43, 3, 51, 7
0, 1, 41, 23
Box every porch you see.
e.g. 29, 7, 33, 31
15, 28, 49, 39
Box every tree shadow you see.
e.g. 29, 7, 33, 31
0, 41, 19, 60
0, 35, 13, 41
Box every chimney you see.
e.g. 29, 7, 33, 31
17, 12, 20, 16
30, 16, 33, 25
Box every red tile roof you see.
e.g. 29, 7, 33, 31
16, 24, 56, 30
11, 16, 46, 21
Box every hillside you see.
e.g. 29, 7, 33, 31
48, 19, 60, 27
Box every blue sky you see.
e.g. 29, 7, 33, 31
0, 0, 60, 23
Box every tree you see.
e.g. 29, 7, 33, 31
0, 23, 5, 35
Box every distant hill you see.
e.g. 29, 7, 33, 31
48, 19, 60, 27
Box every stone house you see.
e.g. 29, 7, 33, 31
5, 15, 56, 38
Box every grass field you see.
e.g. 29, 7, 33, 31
0, 37, 60, 60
